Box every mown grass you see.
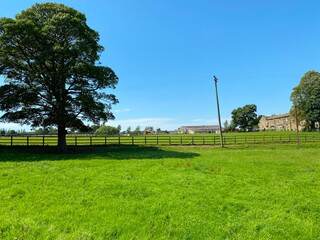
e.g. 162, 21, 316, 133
0, 144, 319, 239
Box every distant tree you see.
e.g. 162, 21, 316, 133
34, 127, 57, 135
5, 130, 16, 136
228, 120, 237, 132
289, 106, 304, 130
126, 127, 131, 135
34, 128, 49, 135
144, 126, 154, 132
231, 104, 261, 131
223, 120, 229, 132
48, 127, 58, 135
0, 129, 6, 136
290, 71, 320, 130
16, 129, 27, 135
0, 3, 118, 152
223, 120, 236, 132
135, 126, 141, 132
89, 125, 100, 133
94, 125, 119, 136
117, 125, 121, 132
132, 126, 141, 135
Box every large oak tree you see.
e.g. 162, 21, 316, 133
231, 104, 260, 131
0, 3, 118, 151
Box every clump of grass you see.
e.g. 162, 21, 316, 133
210, 165, 221, 174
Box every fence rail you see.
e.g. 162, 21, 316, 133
1, 134, 320, 147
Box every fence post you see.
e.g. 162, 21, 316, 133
234, 136, 236, 144
132, 136, 134, 145
169, 136, 171, 145
90, 136, 92, 146
254, 136, 256, 143
180, 136, 182, 145
27, 136, 29, 146
118, 136, 121, 145
144, 136, 147, 145
156, 136, 158, 145
192, 136, 194, 145
75, 136, 77, 146
11, 136, 13, 146
43, 136, 45, 146
105, 136, 107, 145
245, 136, 247, 144
214, 136, 216, 145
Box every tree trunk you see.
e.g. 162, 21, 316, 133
57, 125, 67, 153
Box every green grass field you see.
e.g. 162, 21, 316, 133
0, 144, 319, 239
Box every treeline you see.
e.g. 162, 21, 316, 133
94, 125, 168, 136
0, 127, 58, 136
0, 125, 168, 136
0, 129, 27, 136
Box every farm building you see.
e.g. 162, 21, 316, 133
259, 113, 304, 131
259, 113, 320, 131
178, 125, 221, 134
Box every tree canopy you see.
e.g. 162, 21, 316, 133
0, 3, 118, 151
290, 71, 320, 130
94, 125, 119, 136
231, 104, 260, 131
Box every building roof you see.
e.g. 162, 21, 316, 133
262, 113, 290, 120
180, 125, 220, 130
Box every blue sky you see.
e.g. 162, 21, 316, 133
1, 0, 320, 131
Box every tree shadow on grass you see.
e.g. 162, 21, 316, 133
0, 145, 200, 162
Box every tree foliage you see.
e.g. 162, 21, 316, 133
0, 3, 118, 151
290, 71, 320, 129
144, 126, 154, 132
0, 129, 17, 136
126, 127, 131, 135
132, 126, 142, 135
223, 120, 236, 132
33, 127, 57, 135
94, 125, 119, 136
231, 104, 260, 131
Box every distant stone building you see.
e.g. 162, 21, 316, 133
259, 113, 304, 131
178, 125, 221, 134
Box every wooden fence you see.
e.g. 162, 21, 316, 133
1, 134, 320, 146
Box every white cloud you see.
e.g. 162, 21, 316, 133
0, 122, 30, 131
107, 117, 180, 131
191, 118, 231, 125
113, 108, 131, 113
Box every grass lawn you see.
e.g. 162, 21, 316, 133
0, 144, 319, 239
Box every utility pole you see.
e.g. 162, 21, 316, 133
214, 76, 224, 147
